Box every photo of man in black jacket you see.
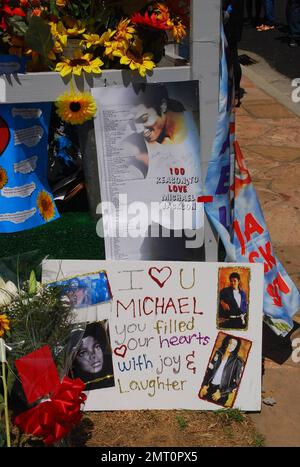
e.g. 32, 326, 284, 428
199, 334, 250, 408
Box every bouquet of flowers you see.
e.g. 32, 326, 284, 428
0, 0, 189, 75
0, 254, 86, 447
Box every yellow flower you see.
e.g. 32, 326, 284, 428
0, 314, 10, 337
172, 21, 187, 42
37, 191, 56, 221
56, 0, 68, 7
0, 167, 8, 189
114, 49, 155, 78
49, 22, 68, 47
100, 30, 113, 44
66, 25, 86, 37
55, 52, 103, 76
114, 18, 135, 41
102, 22, 134, 58
81, 34, 103, 49
104, 34, 130, 59
55, 91, 97, 125
156, 2, 171, 21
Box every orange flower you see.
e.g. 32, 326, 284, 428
172, 20, 186, 42
56, 0, 68, 7
37, 190, 56, 221
0, 167, 8, 189
131, 11, 172, 31
0, 314, 10, 337
31, 8, 42, 16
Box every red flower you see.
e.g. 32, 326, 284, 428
0, 0, 26, 30
131, 11, 172, 31
2, 5, 26, 17
14, 377, 87, 445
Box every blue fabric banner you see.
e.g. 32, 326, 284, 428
232, 141, 299, 336
0, 102, 60, 233
204, 30, 236, 261
204, 29, 299, 336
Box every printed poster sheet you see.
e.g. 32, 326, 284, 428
92, 81, 204, 260
43, 260, 263, 411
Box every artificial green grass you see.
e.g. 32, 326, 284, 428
0, 212, 105, 260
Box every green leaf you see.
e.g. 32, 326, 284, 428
24, 16, 54, 58
49, 0, 59, 16
7, 16, 28, 36
29, 270, 37, 295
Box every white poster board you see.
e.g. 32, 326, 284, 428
92, 81, 204, 261
43, 260, 263, 411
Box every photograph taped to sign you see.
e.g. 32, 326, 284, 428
67, 320, 115, 392
42, 260, 264, 411
46, 270, 112, 309
217, 266, 251, 331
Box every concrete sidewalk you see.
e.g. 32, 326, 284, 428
236, 75, 300, 447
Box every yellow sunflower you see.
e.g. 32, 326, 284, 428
66, 23, 86, 37
114, 49, 155, 78
49, 21, 68, 47
0, 167, 8, 190
55, 52, 103, 76
81, 34, 103, 49
114, 18, 136, 41
37, 190, 56, 221
55, 91, 97, 125
0, 314, 10, 337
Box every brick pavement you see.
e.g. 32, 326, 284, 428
236, 75, 300, 447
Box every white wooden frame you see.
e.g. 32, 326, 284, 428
0, 0, 221, 260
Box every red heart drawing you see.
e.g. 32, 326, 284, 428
0, 117, 10, 156
114, 345, 127, 358
148, 266, 172, 288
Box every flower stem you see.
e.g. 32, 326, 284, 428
1, 360, 11, 447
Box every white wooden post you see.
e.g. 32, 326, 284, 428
0, 0, 222, 260
191, 0, 221, 260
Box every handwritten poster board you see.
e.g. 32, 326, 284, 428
42, 260, 263, 411
92, 81, 204, 261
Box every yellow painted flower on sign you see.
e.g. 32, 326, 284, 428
37, 191, 56, 221
0, 167, 8, 189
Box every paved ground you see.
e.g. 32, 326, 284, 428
240, 1, 300, 80
236, 73, 300, 447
